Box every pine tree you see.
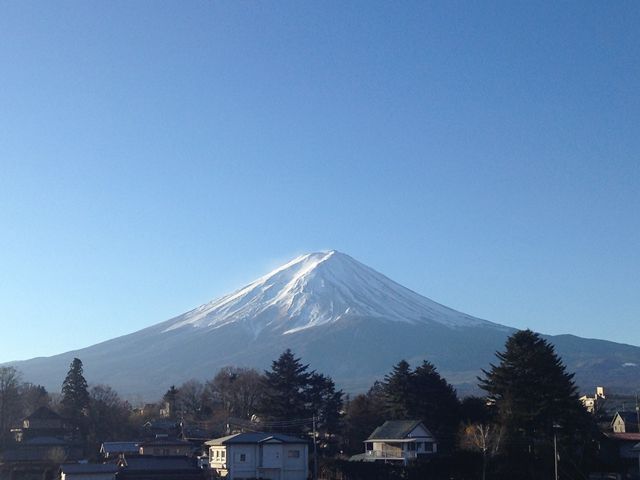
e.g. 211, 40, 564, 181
260, 350, 343, 439
260, 349, 312, 424
381, 360, 413, 419
61, 358, 90, 422
410, 360, 460, 449
478, 330, 594, 479
381, 360, 460, 451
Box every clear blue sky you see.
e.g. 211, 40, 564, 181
1, 1, 638, 363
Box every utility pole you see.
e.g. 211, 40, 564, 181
553, 422, 561, 480
554, 430, 558, 480
312, 415, 318, 480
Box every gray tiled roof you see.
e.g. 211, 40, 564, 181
60, 464, 119, 474
26, 407, 61, 420
205, 432, 307, 446
366, 420, 425, 440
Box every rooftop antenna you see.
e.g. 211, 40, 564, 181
636, 391, 640, 434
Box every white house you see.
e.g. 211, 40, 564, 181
362, 420, 437, 465
205, 432, 308, 480
579, 386, 605, 413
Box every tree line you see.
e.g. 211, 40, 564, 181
1, 330, 598, 479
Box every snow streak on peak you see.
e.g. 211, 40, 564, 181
163, 250, 496, 336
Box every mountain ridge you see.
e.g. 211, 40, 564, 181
6, 250, 640, 399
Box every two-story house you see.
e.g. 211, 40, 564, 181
363, 420, 437, 465
205, 432, 308, 480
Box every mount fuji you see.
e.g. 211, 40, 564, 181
8, 250, 640, 398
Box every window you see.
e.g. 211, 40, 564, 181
236, 453, 246, 462
407, 442, 416, 451
288, 450, 300, 458
424, 442, 434, 452
221, 450, 226, 459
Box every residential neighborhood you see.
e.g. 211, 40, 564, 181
2, 336, 640, 480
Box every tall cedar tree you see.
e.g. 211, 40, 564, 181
410, 360, 460, 449
382, 360, 460, 451
61, 358, 90, 423
478, 330, 594, 479
382, 360, 413, 419
261, 349, 312, 424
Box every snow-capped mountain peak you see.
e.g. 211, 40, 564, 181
162, 250, 494, 336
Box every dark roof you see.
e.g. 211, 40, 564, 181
205, 432, 307, 446
23, 436, 69, 446
60, 464, 119, 474
119, 456, 200, 472
140, 437, 192, 447
25, 406, 61, 421
101, 442, 140, 454
366, 420, 426, 440
0, 448, 60, 463
144, 420, 178, 429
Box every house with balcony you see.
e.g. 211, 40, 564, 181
205, 432, 308, 480
361, 420, 437, 465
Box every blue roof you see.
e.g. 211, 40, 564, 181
101, 442, 139, 454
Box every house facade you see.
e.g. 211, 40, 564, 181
580, 386, 605, 414
612, 411, 640, 433
205, 432, 308, 480
363, 420, 437, 465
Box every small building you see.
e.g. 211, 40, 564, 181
116, 456, 206, 480
205, 432, 309, 480
362, 420, 437, 465
100, 441, 140, 459
138, 437, 193, 456
580, 386, 605, 413
11, 406, 72, 443
611, 411, 640, 433
0, 436, 82, 480
597, 432, 640, 478
60, 463, 119, 480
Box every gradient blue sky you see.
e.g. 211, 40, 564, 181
1, 1, 638, 363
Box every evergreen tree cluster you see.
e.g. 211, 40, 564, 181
259, 349, 343, 437
382, 359, 461, 449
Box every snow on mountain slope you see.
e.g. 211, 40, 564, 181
162, 250, 499, 336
